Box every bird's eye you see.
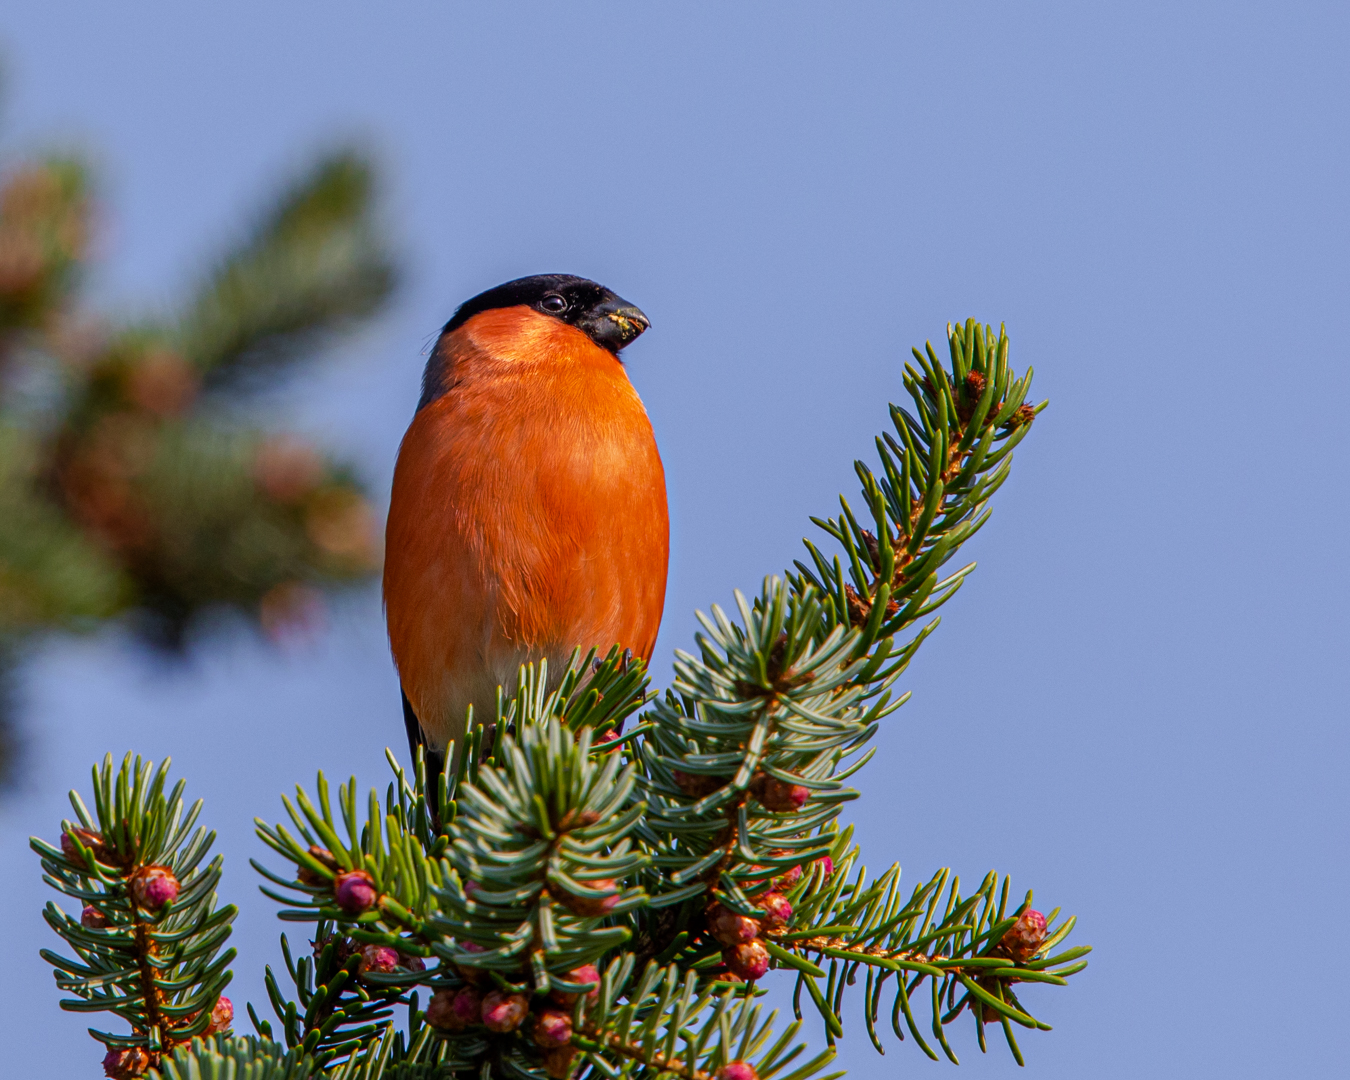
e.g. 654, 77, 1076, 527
540, 294, 568, 313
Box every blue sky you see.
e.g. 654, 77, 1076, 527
1, 4, 1346, 1076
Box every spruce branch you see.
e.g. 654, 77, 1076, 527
30, 753, 237, 1068
429, 715, 649, 984
176, 150, 397, 389
29, 320, 1088, 1077
570, 956, 841, 1080
777, 853, 1087, 1062
246, 923, 420, 1066
154, 1034, 320, 1080
794, 318, 1044, 657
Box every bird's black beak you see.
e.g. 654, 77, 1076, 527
579, 296, 650, 353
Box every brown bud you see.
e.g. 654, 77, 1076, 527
296, 845, 339, 886
859, 529, 881, 568
964, 370, 987, 398
748, 773, 809, 813
542, 1045, 578, 1079
1004, 403, 1037, 429
672, 770, 726, 798
842, 584, 899, 628
557, 807, 602, 831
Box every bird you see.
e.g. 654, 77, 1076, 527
383, 274, 669, 795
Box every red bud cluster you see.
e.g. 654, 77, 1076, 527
718, 1063, 759, 1080
358, 944, 400, 976
756, 892, 792, 931
706, 891, 793, 982
707, 903, 759, 946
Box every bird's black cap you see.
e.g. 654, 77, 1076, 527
442, 274, 650, 355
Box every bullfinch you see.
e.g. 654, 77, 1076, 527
384, 274, 669, 787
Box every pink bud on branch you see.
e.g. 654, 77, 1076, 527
999, 909, 1048, 963
206, 996, 234, 1034
426, 987, 482, 1031
102, 1046, 150, 1079
81, 905, 110, 928
62, 826, 111, 868
532, 1007, 574, 1048
755, 892, 792, 932
333, 870, 377, 914
550, 964, 601, 1006
723, 940, 770, 981
358, 944, 400, 976
707, 902, 759, 947
130, 866, 179, 911
556, 878, 620, 917
481, 990, 529, 1032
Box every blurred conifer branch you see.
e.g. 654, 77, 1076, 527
34, 321, 1088, 1078
0, 141, 397, 783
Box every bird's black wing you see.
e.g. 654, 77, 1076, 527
402, 689, 444, 822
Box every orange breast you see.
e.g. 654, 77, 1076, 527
383, 306, 669, 752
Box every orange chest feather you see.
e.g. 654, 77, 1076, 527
384, 310, 669, 668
